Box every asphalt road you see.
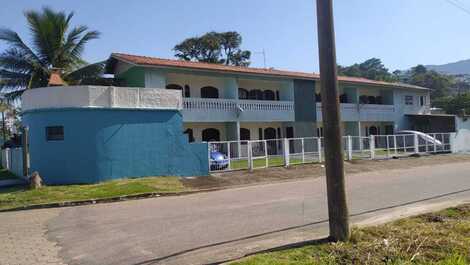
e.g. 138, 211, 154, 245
46, 162, 470, 265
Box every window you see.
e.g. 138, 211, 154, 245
263, 90, 275, 101
276, 91, 280, 101
339, 94, 348, 103
202, 128, 220, 142
248, 89, 263, 100
240, 128, 251, 140
184, 85, 191, 98
317, 127, 324, 137
238, 88, 248, 100
405, 95, 414, 105
46, 126, 64, 141
419, 96, 426, 106
166, 84, 185, 97
200, 86, 219, 98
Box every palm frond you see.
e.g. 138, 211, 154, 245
0, 28, 43, 65
69, 30, 100, 63
3, 89, 27, 101
0, 49, 33, 72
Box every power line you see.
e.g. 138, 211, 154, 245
444, 0, 470, 16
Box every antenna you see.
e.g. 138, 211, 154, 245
253, 49, 267, 68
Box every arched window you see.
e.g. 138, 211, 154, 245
202, 128, 220, 142
238, 88, 248, 100
248, 89, 263, 100
184, 85, 191, 98
264, 128, 277, 140
184, 128, 194, 143
201, 86, 219, 98
368, 126, 379, 136
263, 90, 275, 101
240, 128, 251, 141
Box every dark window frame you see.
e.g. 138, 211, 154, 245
46, 126, 64, 141
201, 86, 219, 99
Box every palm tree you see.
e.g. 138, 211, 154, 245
0, 7, 104, 99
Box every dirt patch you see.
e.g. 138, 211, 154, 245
182, 154, 470, 190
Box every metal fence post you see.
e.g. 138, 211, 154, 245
301, 138, 305, 163
370, 135, 375, 159
283, 138, 290, 167
433, 133, 437, 153
264, 140, 268, 168
317, 137, 322, 163
4, 148, 10, 170
227, 142, 231, 170
386, 135, 390, 158
393, 135, 398, 156
414, 134, 419, 154
347, 135, 352, 161
248, 141, 253, 171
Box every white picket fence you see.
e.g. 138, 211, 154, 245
208, 133, 454, 172
1, 148, 25, 178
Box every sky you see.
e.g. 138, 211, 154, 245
1, 0, 470, 73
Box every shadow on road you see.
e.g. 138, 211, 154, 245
133, 186, 470, 265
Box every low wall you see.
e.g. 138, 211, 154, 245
22, 108, 208, 185
453, 129, 470, 153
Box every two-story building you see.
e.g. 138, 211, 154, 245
105, 53, 430, 143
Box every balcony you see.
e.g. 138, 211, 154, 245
182, 98, 295, 122
316, 103, 395, 122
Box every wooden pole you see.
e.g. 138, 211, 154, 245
315, 0, 350, 241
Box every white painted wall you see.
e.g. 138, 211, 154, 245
22, 86, 182, 111
453, 129, 470, 153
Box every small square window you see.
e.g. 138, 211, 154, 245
46, 126, 64, 141
405, 95, 414, 105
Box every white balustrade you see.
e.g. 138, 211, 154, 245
183, 98, 294, 112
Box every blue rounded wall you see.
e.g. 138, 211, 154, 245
22, 108, 209, 185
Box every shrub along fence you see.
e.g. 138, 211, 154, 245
208, 133, 455, 172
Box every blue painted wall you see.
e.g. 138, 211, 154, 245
22, 108, 209, 185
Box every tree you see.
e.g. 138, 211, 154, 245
433, 93, 470, 115
338, 58, 397, 82
405, 65, 453, 99
174, 31, 251, 66
0, 7, 104, 99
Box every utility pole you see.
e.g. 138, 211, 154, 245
315, 0, 350, 241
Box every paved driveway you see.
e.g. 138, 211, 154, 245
2, 161, 470, 265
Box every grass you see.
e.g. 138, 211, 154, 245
0, 168, 19, 180
231, 205, 470, 265
0, 176, 189, 210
